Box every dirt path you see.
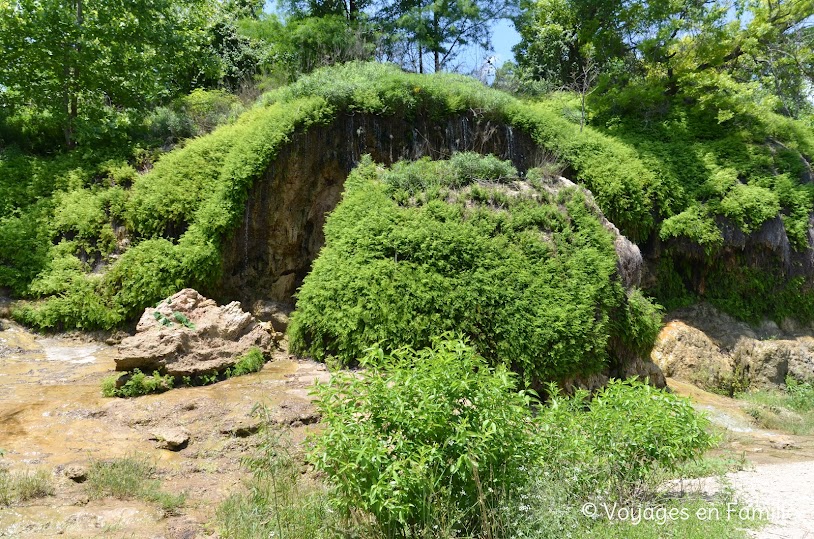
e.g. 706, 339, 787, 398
728, 461, 814, 539
669, 379, 814, 539
0, 321, 329, 539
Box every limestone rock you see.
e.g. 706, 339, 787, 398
251, 300, 292, 333
652, 321, 735, 391
150, 427, 189, 451
63, 464, 88, 483
116, 289, 274, 377
652, 303, 814, 392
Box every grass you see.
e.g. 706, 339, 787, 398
85, 455, 186, 515
216, 419, 333, 539
737, 376, 814, 435
0, 468, 54, 505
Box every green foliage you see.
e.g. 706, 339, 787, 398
0, 0, 217, 148
103, 369, 175, 398
229, 347, 266, 377
239, 14, 373, 81
611, 289, 664, 359
659, 204, 723, 250
539, 379, 716, 497
290, 155, 659, 383
7, 61, 813, 331
718, 184, 780, 233
507, 100, 656, 241
85, 456, 186, 514
785, 376, 814, 412
310, 338, 540, 535
738, 375, 814, 436
310, 341, 720, 536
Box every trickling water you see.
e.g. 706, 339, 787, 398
506, 125, 515, 162
243, 196, 250, 271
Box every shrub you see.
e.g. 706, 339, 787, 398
290, 155, 659, 383
310, 337, 540, 535
539, 379, 716, 499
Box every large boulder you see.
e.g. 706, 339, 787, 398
116, 289, 275, 377
651, 320, 736, 391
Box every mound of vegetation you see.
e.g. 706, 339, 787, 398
2, 62, 812, 331
289, 153, 661, 382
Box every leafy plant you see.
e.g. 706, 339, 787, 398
539, 379, 717, 499
310, 337, 541, 535
103, 369, 174, 398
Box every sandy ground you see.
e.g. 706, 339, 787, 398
1, 321, 813, 538
729, 461, 814, 539
669, 379, 814, 539
0, 321, 328, 538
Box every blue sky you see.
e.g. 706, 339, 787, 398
490, 18, 521, 66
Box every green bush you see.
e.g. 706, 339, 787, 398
539, 379, 716, 498
310, 337, 540, 535
290, 155, 660, 383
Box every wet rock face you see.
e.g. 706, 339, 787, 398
652, 303, 814, 392
217, 111, 543, 307
116, 289, 275, 377
648, 213, 814, 293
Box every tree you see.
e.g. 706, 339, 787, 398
513, 0, 814, 119
0, 0, 215, 148
377, 0, 516, 73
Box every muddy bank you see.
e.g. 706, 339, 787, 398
0, 321, 328, 539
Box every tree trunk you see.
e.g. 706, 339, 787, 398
433, 8, 440, 72
419, 43, 424, 74
64, 0, 82, 149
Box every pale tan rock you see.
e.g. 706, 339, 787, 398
116, 289, 274, 377
652, 303, 814, 392
150, 427, 189, 451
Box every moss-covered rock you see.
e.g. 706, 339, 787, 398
288, 154, 662, 384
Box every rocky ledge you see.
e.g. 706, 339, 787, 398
652, 303, 814, 392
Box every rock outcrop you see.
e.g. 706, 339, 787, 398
217, 112, 543, 307
652, 303, 814, 392
116, 289, 275, 377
